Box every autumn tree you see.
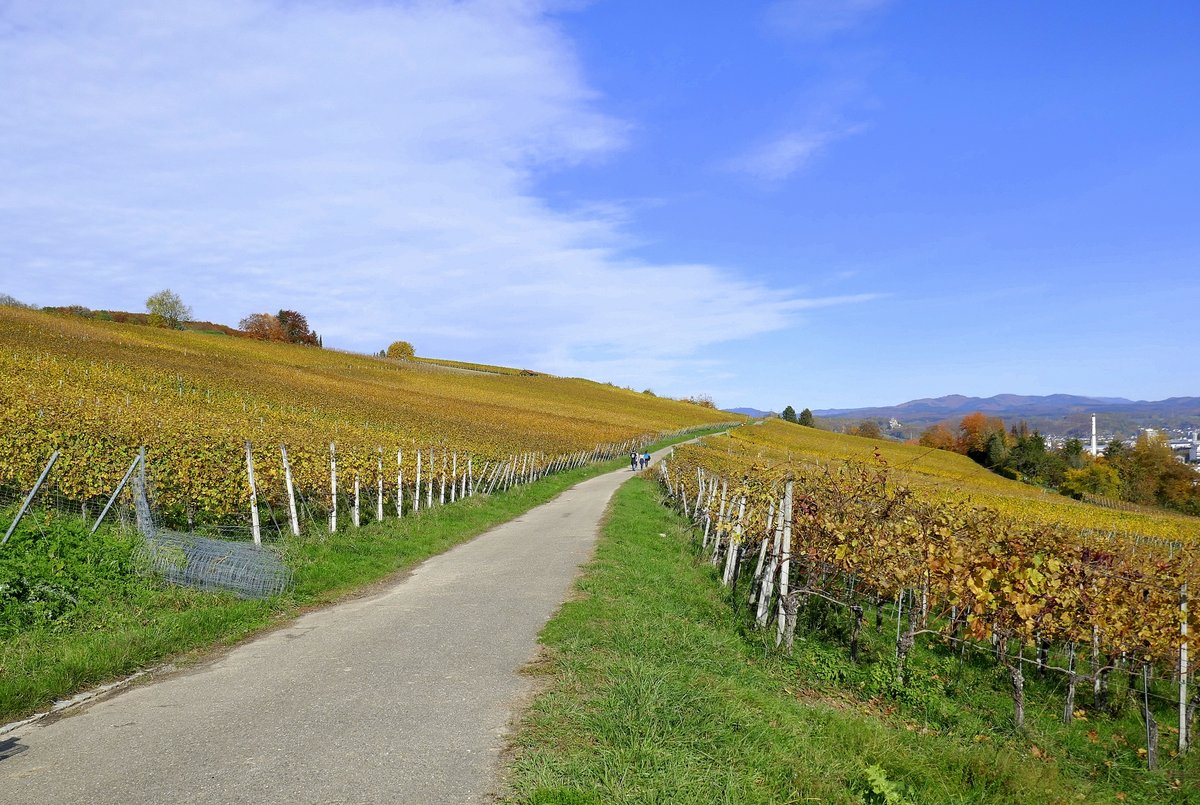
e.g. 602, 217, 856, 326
240, 312, 286, 341
852, 420, 882, 438
145, 289, 191, 329
240, 310, 320, 345
781, 405, 797, 423
918, 423, 956, 450
386, 340, 415, 359
277, 309, 319, 346
798, 408, 814, 427
1106, 431, 1200, 514
957, 412, 1007, 464
1059, 464, 1121, 499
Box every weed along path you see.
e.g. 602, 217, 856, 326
0, 454, 668, 804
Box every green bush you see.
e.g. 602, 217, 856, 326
0, 513, 144, 636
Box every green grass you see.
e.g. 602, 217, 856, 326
504, 478, 1198, 804
0, 429, 721, 723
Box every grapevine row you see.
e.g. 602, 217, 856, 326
657, 427, 1198, 763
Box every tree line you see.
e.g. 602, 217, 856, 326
919, 413, 1200, 516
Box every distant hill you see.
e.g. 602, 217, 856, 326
814, 394, 1200, 438
724, 407, 776, 418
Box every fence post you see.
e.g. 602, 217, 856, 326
280, 445, 300, 537
749, 499, 775, 605
245, 441, 261, 546
329, 441, 337, 532
440, 449, 447, 505
710, 480, 728, 565
723, 493, 746, 587
1183, 583, 1190, 754
775, 474, 794, 647
426, 448, 434, 509
2, 451, 61, 545
353, 473, 361, 527
414, 449, 422, 514
377, 448, 384, 522
396, 449, 404, 518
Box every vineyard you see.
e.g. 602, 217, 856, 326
0, 306, 734, 529
657, 419, 1199, 771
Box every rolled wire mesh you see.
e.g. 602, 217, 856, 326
133, 531, 291, 599
131, 475, 292, 599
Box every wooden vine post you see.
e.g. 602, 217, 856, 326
376, 449, 384, 521
749, 499, 775, 606
353, 473, 361, 527
280, 444, 300, 537
439, 449, 447, 505
1182, 583, 1190, 753
710, 480, 728, 564
849, 603, 865, 662
426, 448, 434, 509
329, 441, 337, 532
414, 449, 422, 514
776, 474, 794, 647
245, 441, 261, 546
756, 503, 785, 628
1063, 641, 1077, 724
1142, 661, 1158, 769
722, 491, 747, 587
396, 448, 404, 518
1006, 638, 1025, 730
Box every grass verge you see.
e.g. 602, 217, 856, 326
0, 428, 725, 723
503, 478, 1197, 804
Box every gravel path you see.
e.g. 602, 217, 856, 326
0, 458, 659, 804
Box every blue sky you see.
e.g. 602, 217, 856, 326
2, 1, 1197, 409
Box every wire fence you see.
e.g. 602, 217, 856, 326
2, 424, 731, 599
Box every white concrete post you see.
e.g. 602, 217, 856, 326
245, 441, 261, 546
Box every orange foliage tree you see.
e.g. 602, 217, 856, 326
918, 423, 957, 450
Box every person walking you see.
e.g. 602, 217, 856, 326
642, 451, 651, 470
630, 450, 639, 471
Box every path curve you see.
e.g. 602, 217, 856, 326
0, 453, 670, 804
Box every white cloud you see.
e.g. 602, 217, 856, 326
725, 124, 864, 181
765, 0, 891, 40
0, 0, 875, 395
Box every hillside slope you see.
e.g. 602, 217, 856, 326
0, 307, 734, 518
726, 419, 1197, 541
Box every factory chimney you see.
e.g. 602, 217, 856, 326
1091, 414, 1097, 457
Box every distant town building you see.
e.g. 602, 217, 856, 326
888, 417, 901, 430
1168, 431, 1199, 463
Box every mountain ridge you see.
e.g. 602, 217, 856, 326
812, 394, 1200, 437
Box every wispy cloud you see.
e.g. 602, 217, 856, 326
765, 0, 892, 40
725, 124, 864, 181
0, 0, 877, 395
